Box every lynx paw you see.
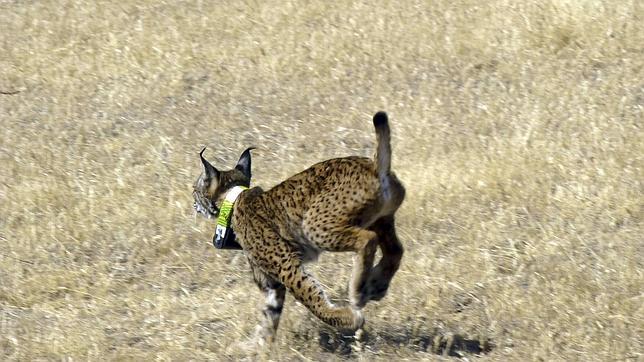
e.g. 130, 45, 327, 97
359, 276, 390, 304
352, 308, 365, 330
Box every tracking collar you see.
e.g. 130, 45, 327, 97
213, 186, 247, 250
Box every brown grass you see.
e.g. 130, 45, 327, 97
1, 0, 642, 360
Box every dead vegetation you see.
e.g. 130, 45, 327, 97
1, 0, 642, 360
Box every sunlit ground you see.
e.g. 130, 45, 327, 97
1, 1, 642, 360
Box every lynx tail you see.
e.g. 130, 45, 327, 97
372, 111, 392, 198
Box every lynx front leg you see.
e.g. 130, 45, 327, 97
250, 262, 286, 345
246, 226, 363, 331
279, 254, 364, 331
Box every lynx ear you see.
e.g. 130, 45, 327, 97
235, 147, 255, 180
199, 147, 219, 180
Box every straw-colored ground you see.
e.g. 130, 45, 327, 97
1, 0, 642, 360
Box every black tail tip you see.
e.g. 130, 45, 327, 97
373, 111, 388, 127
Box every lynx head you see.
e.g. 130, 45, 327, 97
193, 147, 253, 219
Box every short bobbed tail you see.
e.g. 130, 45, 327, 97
373, 111, 393, 200
373, 111, 391, 179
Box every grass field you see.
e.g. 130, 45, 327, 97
1, 0, 642, 360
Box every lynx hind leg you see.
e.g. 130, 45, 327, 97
250, 263, 286, 345
278, 253, 364, 331
364, 216, 404, 302
303, 213, 380, 308
305, 222, 377, 253
350, 237, 378, 308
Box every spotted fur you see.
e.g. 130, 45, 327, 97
193, 112, 405, 342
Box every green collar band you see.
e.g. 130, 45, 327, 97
215, 186, 247, 233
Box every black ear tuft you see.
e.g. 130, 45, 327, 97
235, 147, 255, 180
200, 147, 219, 180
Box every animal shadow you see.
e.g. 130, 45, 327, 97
318, 325, 493, 358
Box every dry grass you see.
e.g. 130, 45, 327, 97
1, 0, 642, 360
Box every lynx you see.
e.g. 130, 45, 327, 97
193, 112, 405, 343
